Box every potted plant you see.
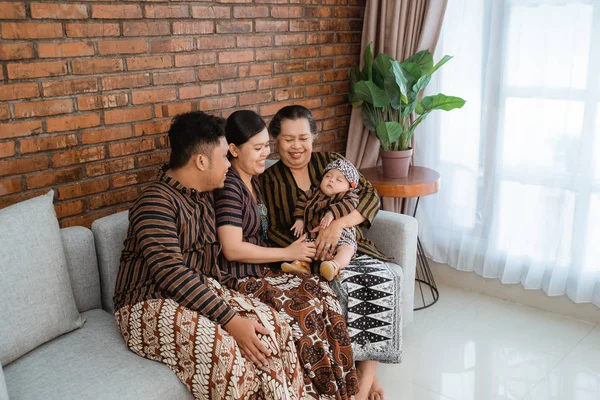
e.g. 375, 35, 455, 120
349, 43, 466, 178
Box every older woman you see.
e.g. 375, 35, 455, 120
214, 110, 358, 400
261, 105, 403, 400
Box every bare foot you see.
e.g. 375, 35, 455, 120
355, 361, 377, 400
368, 376, 385, 400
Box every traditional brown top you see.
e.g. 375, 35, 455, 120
360, 166, 440, 198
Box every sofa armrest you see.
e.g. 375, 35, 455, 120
365, 210, 418, 325
0, 362, 9, 400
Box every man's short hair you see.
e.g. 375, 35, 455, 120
168, 111, 226, 169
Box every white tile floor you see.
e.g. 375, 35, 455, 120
378, 284, 600, 400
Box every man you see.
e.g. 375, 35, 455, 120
113, 111, 304, 399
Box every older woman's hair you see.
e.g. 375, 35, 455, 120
268, 105, 318, 139
225, 110, 266, 148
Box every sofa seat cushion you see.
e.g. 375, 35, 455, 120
5, 309, 193, 400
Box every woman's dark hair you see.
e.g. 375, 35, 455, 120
168, 111, 226, 169
268, 105, 318, 139
225, 110, 267, 150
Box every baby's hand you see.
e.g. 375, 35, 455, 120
320, 212, 334, 230
290, 220, 305, 238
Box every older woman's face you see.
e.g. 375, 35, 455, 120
276, 118, 313, 169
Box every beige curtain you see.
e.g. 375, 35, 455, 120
346, 0, 448, 212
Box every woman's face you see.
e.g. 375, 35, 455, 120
230, 128, 270, 176
276, 118, 314, 169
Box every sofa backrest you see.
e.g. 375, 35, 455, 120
91, 211, 129, 313
60, 226, 102, 313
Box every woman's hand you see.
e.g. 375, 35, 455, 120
285, 234, 316, 262
314, 219, 343, 261
223, 315, 272, 367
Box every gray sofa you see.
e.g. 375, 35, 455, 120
1, 195, 417, 400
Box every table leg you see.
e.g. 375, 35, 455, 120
410, 197, 439, 311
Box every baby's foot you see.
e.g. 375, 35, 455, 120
281, 260, 311, 276
320, 260, 340, 281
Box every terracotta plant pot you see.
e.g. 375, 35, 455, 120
380, 148, 413, 178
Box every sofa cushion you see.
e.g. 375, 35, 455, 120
0, 191, 83, 365
0, 363, 8, 400
61, 226, 102, 313
91, 211, 129, 313
4, 309, 193, 400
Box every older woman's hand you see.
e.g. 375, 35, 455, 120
313, 219, 343, 260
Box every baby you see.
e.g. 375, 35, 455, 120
282, 158, 360, 281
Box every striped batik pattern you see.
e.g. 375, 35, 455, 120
113, 166, 237, 326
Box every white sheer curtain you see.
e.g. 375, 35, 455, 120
415, 0, 600, 307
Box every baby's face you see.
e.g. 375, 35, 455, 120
320, 168, 350, 197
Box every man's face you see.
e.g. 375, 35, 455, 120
206, 136, 231, 190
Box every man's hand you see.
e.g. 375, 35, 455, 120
223, 315, 272, 367
320, 211, 334, 230
290, 219, 305, 238
312, 219, 343, 261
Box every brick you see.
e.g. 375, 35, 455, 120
66, 23, 120, 38
294, 98, 322, 109
260, 102, 292, 117
311, 107, 335, 120
198, 65, 237, 81
175, 52, 216, 67
221, 80, 256, 94
192, 6, 231, 19
335, 104, 352, 116
292, 73, 321, 86
55, 200, 86, 219
323, 69, 348, 82
320, 20, 350, 31
20, 134, 77, 154
290, 21, 319, 32
0, 105, 10, 120
134, 120, 171, 136
321, 45, 358, 57
273, 61, 304, 73
27, 166, 83, 189
306, 33, 335, 45
274, 34, 305, 46
307, 59, 334, 71
255, 20, 288, 32
335, 7, 362, 18
109, 138, 155, 157
216, 21, 252, 34
98, 40, 147, 55
237, 35, 271, 48
335, 55, 356, 68
51, 146, 105, 168
123, 21, 169, 37
239, 92, 273, 106
15, 99, 74, 119
72, 58, 123, 75
0, 177, 22, 196
112, 168, 157, 188
47, 114, 100, 133
77, 93, 129, 111
0, 142, 15, 158
271, 6, 303, 18
132, 88, 176, 105
197, 36, 235, 50
85, 157, 135, 177
89, 187, 138, 210
0, 190, 49, 210
216, 0, 251, 2
338, 32, 361, 43
199, 96, 237, 111
305, 7, 332, 18
82, 126, 133, 144
42, 78, 98, 98
104, 107, 152, 125
92, 5, 142, 19
291, 47, 317, 59
0, 2, 26, 19
0, 83, 40, 101
0, 43, 34, 60
306, 84, 334, 97
274, 88, 304, 101
323, 117, 349, 130
57, 178, 110, 200
258, 76, 290, 90
60, 209, 115, 229
0, 156, 48, 177
218, 50, 253, 64
233, 6, 269, 18
7, 61, 67, 79
102, 73, 149, 90
238, 63, 272, 77
151, 38, 194, 53
1, 22, 62, 39
156, 134, 169, 149
179, 84, 219, 100
137, 151, 169, 168
256, 0, 288, 3
38, 42, 95, 58
0, 120, 42, 139
173, 21, 214, 35
145, 5, 189, 18
126, 55, 172, 71
31, 3, 88, 19
154, 102, 198, 118
153, 69, 196, 85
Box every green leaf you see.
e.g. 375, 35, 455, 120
361, 104, 378, 132
390, 61, 409, 107
399, 61, 421, 84
415, 93, 466, 114
349, 64, 361, 88
412, 74, 431, 94
363, 43, 373, 81
353, 80, 390, 108
430, 55, 452, 75
376, 121, 403, 151
403, 50, 433, 72
373, 53, 394, 88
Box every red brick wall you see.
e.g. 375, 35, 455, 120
0, 1, 363, 227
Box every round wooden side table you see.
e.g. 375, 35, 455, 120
360, 166, 441, 310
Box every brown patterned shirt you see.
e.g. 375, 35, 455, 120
113, 166, 237, 326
